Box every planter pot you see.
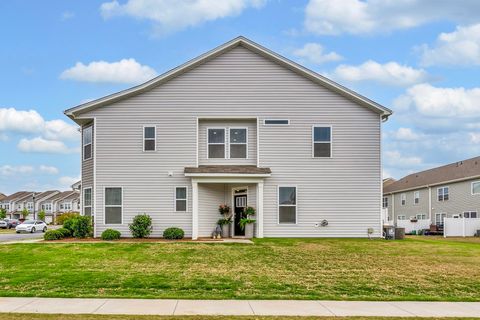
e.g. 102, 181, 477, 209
244, 223, 254, 239
221, 224, 230, 238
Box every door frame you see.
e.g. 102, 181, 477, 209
231, 186, 248, 237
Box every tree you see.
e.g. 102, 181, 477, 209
0, 208, 6, 219
38, 210, 46, 222
21, 208, 30, 219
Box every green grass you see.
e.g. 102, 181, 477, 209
0, 237, 479, 301
1, 316, 478, 320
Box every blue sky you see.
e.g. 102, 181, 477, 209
1, 0, 480, 194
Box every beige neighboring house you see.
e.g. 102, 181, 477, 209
383, 156, 480, 228
65, 36, 392, 239
2, 192, 33, 219
0, 193, 6, 201
39, 190, 80, 224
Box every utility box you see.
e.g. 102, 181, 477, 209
395, 227, 405, 240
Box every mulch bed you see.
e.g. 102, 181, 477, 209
43, 237, 228, 243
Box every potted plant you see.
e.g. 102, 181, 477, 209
218, 204, 231, 238
239, 206, 256, 238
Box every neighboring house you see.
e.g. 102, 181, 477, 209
0, 191, 33, 219
39, 190, 80, 223
383, 156, 480, 226
71, 180, 81, 192
0, 193, 6, 201
64, 36, 392, 239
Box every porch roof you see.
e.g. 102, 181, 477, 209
184, 165, 271, 177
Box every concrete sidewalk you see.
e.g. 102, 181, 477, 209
1, 297, 480, 317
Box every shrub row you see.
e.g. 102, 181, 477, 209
101, 229, 121, 240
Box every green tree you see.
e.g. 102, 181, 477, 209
0, 208, 6, 219
38, 210, 46, 222
21, 208, 30, 219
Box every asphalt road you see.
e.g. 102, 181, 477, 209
0, 229, 45, 243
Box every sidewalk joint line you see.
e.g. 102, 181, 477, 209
390, 302, 419, 317
172, 299, 179, 315
11, 298, 39, 312
91, 299, 109, 314
316, 301, 336, 316
247, 300, 255, 315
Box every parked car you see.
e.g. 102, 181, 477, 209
15, 220, 47, 233
1, 219, 20, 229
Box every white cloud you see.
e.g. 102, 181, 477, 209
0, 165, 34, 176
420, 24, 480, 66
332, 60, 429, 87
39, 165, 59, 175
17, 137, 79, 154
44, 119, 79, 141
470, 133, 480, 144
58, 175, 81, 189
305, 0, 480, 35
392, 127, 421, 141
384, 150, 422, 169
293, 43, 342, 64
60, 58, 158, 84
61, 11, 75, 21
100, 0, 266, 34
0, 133, 8, 142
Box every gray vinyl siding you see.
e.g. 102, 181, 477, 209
391, 188, 430, 220
81, 45, 382, 238
198, 119, 257, 165
432, 180, 480, 218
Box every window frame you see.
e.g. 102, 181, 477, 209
104, 187, 123, 225
435, 212, 447, 225
397, 215, 406, 220
382, 196, 388, 208
437, 186, 449, 202
263, 119, 290, 126
228, 127, 248, 159
400, 193, 406, 206
83, 126, 92, 161
472, 181, 480, 195
463, 211, 478, 219
312, 125, 332, 158
174, 186, 188, 212
277, 185, 297, 225
143, 125, 157, 152
207, 127, 226, 159
413, 191, 420, 205
416, 213, 426, 220
83, 187, 92, 217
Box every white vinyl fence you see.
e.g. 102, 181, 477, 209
444, 218, 480, 237
396, 219, 431, 234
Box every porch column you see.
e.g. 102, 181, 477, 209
192, 181, 199, 240
257, 181, 264, 238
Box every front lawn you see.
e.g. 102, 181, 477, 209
0, 237, 479, 301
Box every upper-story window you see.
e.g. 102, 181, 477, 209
83, 126, 92, 161
230, 128, 247, 159
414, 191, 420, 204
400, 193, 406, 206
264, 119, 289, 125
313, 126, 332, 158
208, 128, 226, 158
83, 187, 92, 217
382, 197, 388, 208
27, 202, 33, 211
472, 181, 480, 195
143, 126, 156, 151
438, 186, 449, 201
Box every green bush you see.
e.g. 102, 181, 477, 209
57, 227, 72, 238
63, 216, 92, 238
38, 210, 46, 222
163, 227, 184, 240
44, 230, 63, 241
129, 214, 152, 238
56, 212, 79, 225
0, 208, 6, 219
101, 229, 121, 240
63, 218, 76, 234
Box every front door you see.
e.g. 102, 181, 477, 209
234, 195, 247, 236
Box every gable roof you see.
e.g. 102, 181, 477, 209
0, 193, 5, 201
44, 191, 76, 203
384, 156, 480, 194
1, 191, 32, 202
64, 36, 392, 121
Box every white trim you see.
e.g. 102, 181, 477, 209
257, 181, 264, 238
174, 186, 188, 212
103, 187, 123, 225
83, 187, 92, 216
191, 177, 265, 184
416, 213, 426, 220
185, 173, 271, 178
437, 186, 449, 202
256, 117, 260, 167
413, 190, 420, 205
463, 211, 478, 218
192, 182, 198, 240
82, 126, 92, 161
231, 186, 248, 237
277, 185, 297, 225
229, 127, 248, 159
206, 127, 226, 159
397, 215, 406, 220
93, 118, 97, 237
472, 181, 480, 195
195, 117, 199, 168
263, 119, 290, 126
312, 125, 333, 158
435, 212, 447, 225
142, 125, 157, 152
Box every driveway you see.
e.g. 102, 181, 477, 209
0, 229, 45, 243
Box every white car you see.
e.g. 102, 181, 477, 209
15, 220, 47, 233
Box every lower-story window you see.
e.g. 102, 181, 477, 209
435, 213, 446, 225
397, 215, 406, 220
83, 187, 92, 216
278, 186, 296, 224
416, 213, 426, 220
105, 187, 122, 224
175, 187, 187, 212
464, 211, 478, 218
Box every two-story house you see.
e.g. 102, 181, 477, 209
383, 156, 480, 226
65, 36, 392, 239
39, 190, 80, 223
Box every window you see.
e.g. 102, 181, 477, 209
382, 197, 388, 208
413, 191, 420, 204
264, 119, 289, 125
397, 215, 406, 220
278, 186, 296, 224
401, 193, 406, 206
416, 213, 426, 220
472, 181, 480, 195
143, 126, 156, 151
60, 204, 64, 210
175, 187, 187, 212
312, 126, 332, 158
83, 126, 92, 160
229, 128, 247, 158
464, 211, 478, 218
64, 203, 71, 211
83, 188, 92, 216
42, 203, 52, 212
438, 186, 449, 201
27, 202, 33, 211
105, 187, 122, 224
208, 128, 225, 158
435, 213, 446, 226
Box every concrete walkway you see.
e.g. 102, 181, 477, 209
1, 297, 480, 317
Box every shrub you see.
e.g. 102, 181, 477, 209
38, 210, 46, 222
44, 230, 63, 241
129, 214, 152, 238
101, 229, 121, 241
0, 208, 6, 219
62, 216, 92, 238
57, 212, 79, 225
21, 208, 29, 219
57, 227, 72, 238
163, 227, 184, 240
63, 218, 76, 234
